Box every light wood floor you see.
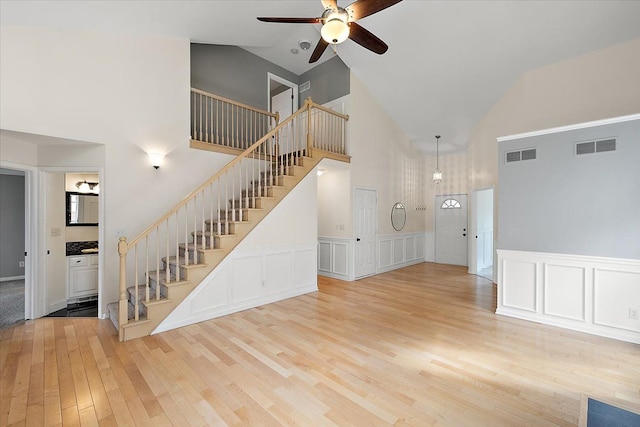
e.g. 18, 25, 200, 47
2, 263, 639, 426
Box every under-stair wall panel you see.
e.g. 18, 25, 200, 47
153, 170, 318, 334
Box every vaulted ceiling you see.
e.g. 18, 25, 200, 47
2, 1, 639, 153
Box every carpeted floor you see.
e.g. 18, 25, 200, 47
0, 279, 25, 330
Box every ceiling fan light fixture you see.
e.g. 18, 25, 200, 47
321, 18, 350, 44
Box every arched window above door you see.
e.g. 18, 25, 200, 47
441, 199, 461, 209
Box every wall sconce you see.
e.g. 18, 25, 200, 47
148, 153, 164, 170
76, 180, 99, 193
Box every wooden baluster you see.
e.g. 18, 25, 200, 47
118, 237, 128, 340
198, 94, 202, 141
155, 227, 160, 301
165, 218, 170, 285
306, 100, 313, 158
217, 180, 221, 237
184, 205, 189, 266
205, 96, 209, 143
201, 190, 205, 252
175, 213, 180, 281
209, 184, 214, 250
193, 197, 198, 252
215, 99, 219, 145
134, 245, 139, 321
191, 93, 195, 140
145, 236, 150, 302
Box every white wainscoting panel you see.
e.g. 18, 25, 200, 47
232, 255, 263, 303
594, 269, 640, 333
497, 249, 640, 344
266, 251, 292, 296
378, 232, 427, 274
318, 241, 331, 272
317, 237, 353, 281
544, 264, 585, 321
501, 258, 537, 312
423, 232, 433, 262
294, 248, 317, 289
155, 243, 318, 333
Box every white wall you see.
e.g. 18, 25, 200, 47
468, 38, 640, 193
0, 26, 235, 317
348, 74, 428, 236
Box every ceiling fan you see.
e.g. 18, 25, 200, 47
257, 0, 402, 63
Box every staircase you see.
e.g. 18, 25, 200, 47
108, 94, 349, 341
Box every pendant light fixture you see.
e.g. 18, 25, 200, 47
433, 135, 443, 184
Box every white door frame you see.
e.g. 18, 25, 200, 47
469, 187, 494, 279
0, 160, 37, 320
267, 73, 299, 117
39, 166, 105, 319
353, 186, 377, 279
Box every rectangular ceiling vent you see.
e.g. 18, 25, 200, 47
576, 138, 616, 156
506, 148, 536, 163
299, 81, 311, 93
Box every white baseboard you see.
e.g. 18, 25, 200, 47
0, 275, 25, 282
497, 249, 640, 344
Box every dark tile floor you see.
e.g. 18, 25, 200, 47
46, 300, 98, 317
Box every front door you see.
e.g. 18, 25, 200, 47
435, 194, 468, 266
354, 188, 377, 278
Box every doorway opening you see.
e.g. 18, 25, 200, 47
469, 188, 494, 281
0, 167, 27, 329
268, 73, 298, 122
40, 170, 102, 320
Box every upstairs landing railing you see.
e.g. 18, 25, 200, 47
117, 98, 348, 339
191, 88, 279, 150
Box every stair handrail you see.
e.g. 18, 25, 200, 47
117, 96, 348, 340
191, 88, 280, 120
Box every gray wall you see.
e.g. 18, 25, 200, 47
498, 118, 640, 259
191, 44, 299, 110
191, 44, 350, 111
0, 173, 25, 278
299, 56, 350, 107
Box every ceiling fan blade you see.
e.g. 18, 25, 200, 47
348, 22, 388, 54
309, 38, 329, 63
345, 0, 402, 21
257, 17, 321, 24
321, 0, 338, 10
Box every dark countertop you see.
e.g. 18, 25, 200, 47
66, 241, 99, 256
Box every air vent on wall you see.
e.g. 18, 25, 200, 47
299, 81, 311, 93
506, 148, 536, 163
576, 138, 617, 156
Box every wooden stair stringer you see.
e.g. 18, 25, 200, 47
120, 152, 324, 341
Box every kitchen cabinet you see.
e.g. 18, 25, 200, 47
68, 254, 98, 300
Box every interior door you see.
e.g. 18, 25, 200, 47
271, 87, 294, 155
354, 188, 377, 278
435, 194, 468, 266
